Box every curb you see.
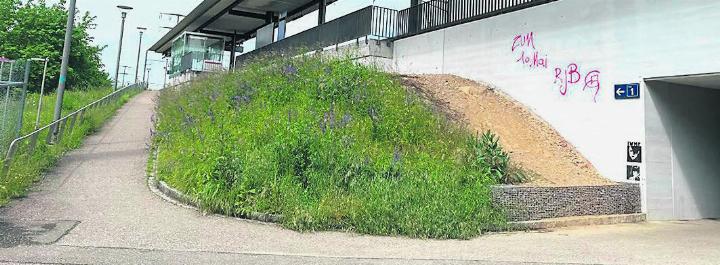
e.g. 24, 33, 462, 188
146, 147, 283, 224
146, 145, 644, 232
508, 213, 647, 230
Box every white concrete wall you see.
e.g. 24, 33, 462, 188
392, 0, 720, 191
645, 83, 720, 220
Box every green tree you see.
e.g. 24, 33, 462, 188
0, 0, 110, 92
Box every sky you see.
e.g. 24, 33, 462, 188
48, 0, 411, 89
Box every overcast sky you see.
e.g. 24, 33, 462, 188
48, 0, 410, 89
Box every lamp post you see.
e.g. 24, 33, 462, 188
114, 5, 133, 90
52, 0, 76, 136
134, 27, 146, 84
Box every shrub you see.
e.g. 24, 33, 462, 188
467, 131, 532, 185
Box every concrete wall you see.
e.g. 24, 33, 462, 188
392, 0, 720, 193
645, 83, 720, 220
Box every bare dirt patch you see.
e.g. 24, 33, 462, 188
401, 74, 612, 186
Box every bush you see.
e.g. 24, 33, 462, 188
467, 131, 532, 185
154, 54, 515, 239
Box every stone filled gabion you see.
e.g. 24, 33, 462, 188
491, 183, 641, 221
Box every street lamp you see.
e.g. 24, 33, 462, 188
113, 5, 133, 90
135, 27, 147, 84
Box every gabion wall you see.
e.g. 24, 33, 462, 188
491, 183, 642, 222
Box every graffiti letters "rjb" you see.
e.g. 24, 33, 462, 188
554, 64, 601, 102
511, 32, 602, 102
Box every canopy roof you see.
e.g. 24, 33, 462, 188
150, 0, 336, 55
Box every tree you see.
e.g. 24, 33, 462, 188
0, 0, 110, 92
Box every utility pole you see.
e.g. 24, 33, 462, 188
120, 66, 131, 87
134, 27, 146, 84
52, 0, 76, 134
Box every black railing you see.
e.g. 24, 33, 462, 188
371, 6, 399, 39
236, 6, 398, 64
397, 0, 555, 37
235, 0, 554, 64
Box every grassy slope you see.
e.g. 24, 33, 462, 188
0, 87, 140, 205
155, 55, 508, 239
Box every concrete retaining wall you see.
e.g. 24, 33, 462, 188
492, 184, 642, 221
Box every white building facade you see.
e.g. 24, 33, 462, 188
392, 0, 720, 220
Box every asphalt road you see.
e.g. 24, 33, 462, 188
1, 91, 719, 265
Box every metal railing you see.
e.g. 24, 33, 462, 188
236, 6, 398, 64
0, 83, 144, 178
397, 0, 555, 38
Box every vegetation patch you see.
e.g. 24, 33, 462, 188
154, 55, 525, 239
0, 87, 141, 205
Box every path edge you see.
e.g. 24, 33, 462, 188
146, 146, 283, 224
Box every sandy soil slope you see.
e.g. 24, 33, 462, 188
401, 74, 612, 186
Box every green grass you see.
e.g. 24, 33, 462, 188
0, 86, 142, 206
154, 54, 511, 239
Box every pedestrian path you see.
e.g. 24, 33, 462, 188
0, 91, 718, 264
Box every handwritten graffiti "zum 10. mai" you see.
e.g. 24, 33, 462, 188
511, 32, 601, 102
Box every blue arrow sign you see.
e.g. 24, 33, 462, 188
615, 83, 640, 100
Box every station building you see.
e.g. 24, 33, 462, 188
151, 0, 720, 221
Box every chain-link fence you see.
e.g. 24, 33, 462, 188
0, 58, 29, 154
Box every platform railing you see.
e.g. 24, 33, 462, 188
0, 83, 144, 179
236, 6, 398, 64
396, 0, 556, 38
234, 1, 557, 64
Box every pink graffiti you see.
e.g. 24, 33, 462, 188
516, 50, 548, 69
511, 32, 602, 102
512, 32, 548, 69
512, 32, 535, 52
554, 64, 601, 102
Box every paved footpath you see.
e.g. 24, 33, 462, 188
1, 91, 719, 265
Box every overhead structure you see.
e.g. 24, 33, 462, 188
149, 0, 338, 56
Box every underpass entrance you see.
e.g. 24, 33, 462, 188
645, 73, 720, 220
